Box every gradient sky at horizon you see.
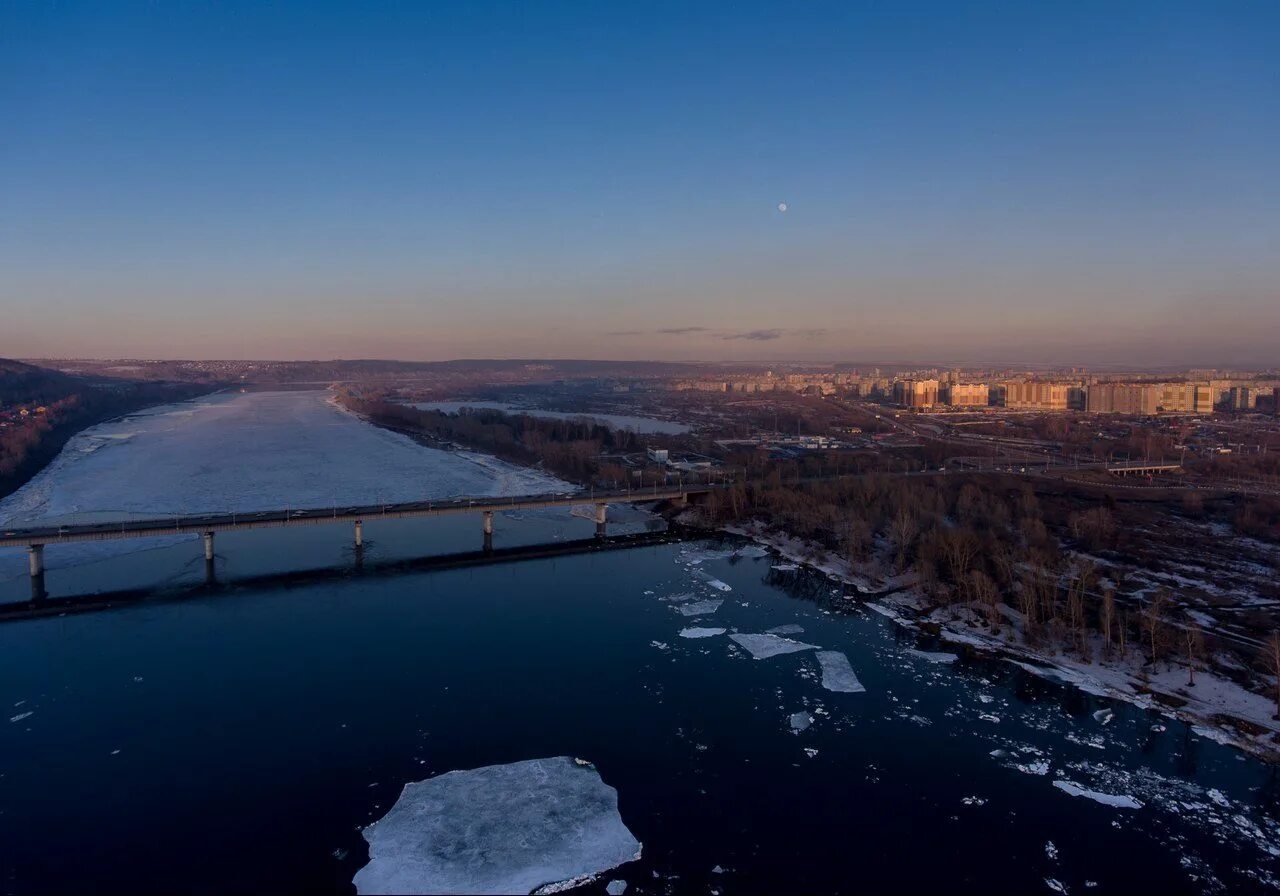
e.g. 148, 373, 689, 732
3, 1, 1278, 366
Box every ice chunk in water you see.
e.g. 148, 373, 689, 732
354, 757, 641, 895
1052, 779, 1144, 809
815, 651, 866, 693
905, 649, 957, 664
694, 570, 733, 591
790, 711, 814, 732
675, 599, 723, 617
766, 624, 805, 635
606, 881, 628, 895
679, 627, 726, 639
728, 633, 819, 660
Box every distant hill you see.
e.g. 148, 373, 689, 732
23, 357, 705, 385
0, 358, 83, 405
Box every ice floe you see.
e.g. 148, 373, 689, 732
354, 757, 641, 895
765, 623, 805, 635
728, 633, 819, 660
675, 599, 723, 617
679, 627, 726, 639
693, 570, 733, 591
789, 711, 814, 732
814, 651, 866, 693
1052, 779, 1144, 810
905, 649, 958, 664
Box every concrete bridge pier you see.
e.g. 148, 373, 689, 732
483, 511, 494, 552
28, 545, 46, 602
594, 503, 607, 538
354, 520, 363, 548
202, 532, 216, 586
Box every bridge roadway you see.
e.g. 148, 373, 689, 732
0, 484, 709, 550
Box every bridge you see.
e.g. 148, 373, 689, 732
1, 484, 713, 600
1, 458, 1187, 601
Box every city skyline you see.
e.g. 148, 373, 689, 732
4, 1, 1279, 364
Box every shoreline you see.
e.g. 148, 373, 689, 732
718, 519, 1280, 764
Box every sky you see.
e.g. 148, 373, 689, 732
2, 1, 1278, 366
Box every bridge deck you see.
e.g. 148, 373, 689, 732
0, 486, 707, 548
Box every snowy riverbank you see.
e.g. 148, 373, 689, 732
720, 520, 1280, 763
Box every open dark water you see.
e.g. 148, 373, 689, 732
1, 513, 1278, 895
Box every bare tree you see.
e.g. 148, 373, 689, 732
888, 507, 917, 571
1141, 591, 1170, 667
969, 569, 1001, 632
1260, 631, 1280, 720
1183, 621, 1204, 687
1100, 587, 1116, 661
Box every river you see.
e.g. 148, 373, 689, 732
1, 393, 1277, 894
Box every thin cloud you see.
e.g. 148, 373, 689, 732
721, 329, 785, 341
657, 326, 709, 335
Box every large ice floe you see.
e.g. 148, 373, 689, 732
728, 633, 818, 660
354, 757, 641, 895
814, 651, 866, 693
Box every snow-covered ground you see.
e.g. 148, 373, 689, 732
717, 519, 1280, 761
0, 390, 569, 577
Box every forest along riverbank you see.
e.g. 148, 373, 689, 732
718, 517, 1280, 764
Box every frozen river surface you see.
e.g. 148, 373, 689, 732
0, 390, 567, 577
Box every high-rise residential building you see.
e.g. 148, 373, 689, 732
1085, 382, 1213, 415
1228, 386, 1253, 410
943, 383, 989, 407
1157, 382, 1214, 414
895, 378, 940, 408
1003, 381, 1071, 410
1086, 384, 1159, 415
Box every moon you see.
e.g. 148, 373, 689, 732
777, 202, 788, 212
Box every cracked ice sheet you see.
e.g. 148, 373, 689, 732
674, 599, 723, 617
728, 633, 818, 660
815, 651, 866, 693
354, 757, 641, 895
0, 391, 570, 578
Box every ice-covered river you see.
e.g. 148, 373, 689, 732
1, 393, 1278, 894
0, 390, 568, 579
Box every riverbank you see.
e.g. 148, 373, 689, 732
718, 518, 1280, 763
0, 383, 217, 502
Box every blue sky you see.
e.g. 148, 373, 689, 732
2, 1, 1277, 364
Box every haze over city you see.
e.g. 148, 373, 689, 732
4, 1, 1278, 365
